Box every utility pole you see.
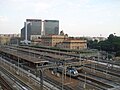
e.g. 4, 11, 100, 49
36, 65, 44, 90
17, 56, 19, 73
62, 66, 64, 90
17, 45, 20, 75
83, 72, 86, 89
106, 52, 109, 78
39, 69, 43, 90
79, 53, 82, 65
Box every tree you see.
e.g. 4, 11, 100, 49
88, 34, 120, 55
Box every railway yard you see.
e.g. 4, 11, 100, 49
0, 45, 120, 90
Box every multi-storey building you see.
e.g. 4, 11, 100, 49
41, 35, 66, 47
0, 36, 10, 45
21, 19, 42, 41
43, 20, 59, 35
26, 19, 42, 35
41, 34, 87, 50
0, 34, 20, 45
56, 39, 87, 50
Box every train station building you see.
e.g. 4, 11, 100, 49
41, 34, 87, 50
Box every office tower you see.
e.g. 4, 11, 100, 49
21, 22, 31, 41
26, 19, 42, 35
21, 19, 42, 41
21, 27, 25, 41
43, 20, 59, 35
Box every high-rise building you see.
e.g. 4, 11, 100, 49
26, 19, 42, 35
21, 19, 42, 41
21, 22, 31, 41
43, 20, 59, 35
21, 27, 25, 41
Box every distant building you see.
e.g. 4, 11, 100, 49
26, 19, 42, 35
21, 19, 42, 41
21, 27, 26, 40
10, 37, 21, 45
57, 38, 87, 50
85, 36, 106, 42
0, 34, 20, 45
43, 20, 59, 35
92, 37, 106, 42
0, 36, 10, 45
41, 35, 65, 47
41, 34, 87, 50
56, 39, 87, 50
30, 35, 42, 45
0, 34, 20, 37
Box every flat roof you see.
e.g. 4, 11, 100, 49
0, 48, 48, 64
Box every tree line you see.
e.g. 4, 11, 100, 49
87, 34, 120, 57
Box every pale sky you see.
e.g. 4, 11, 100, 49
0, 0, 120, 37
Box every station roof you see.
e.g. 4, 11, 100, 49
0, 48, 48, 64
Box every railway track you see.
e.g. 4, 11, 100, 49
1, 45, 120, 90
0, 65, 32, 90
47, 68, 109, 90
93, 59, 120, 66
0, 56, 66, 90
0, 76, 14, 90
77, 73, 114, 90
85, 64, 120, 78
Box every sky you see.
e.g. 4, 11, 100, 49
0, 0, 120, 37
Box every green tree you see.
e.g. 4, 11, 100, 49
88, 34, 120, 56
